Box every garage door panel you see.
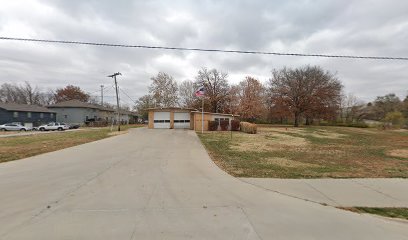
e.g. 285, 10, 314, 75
154, 112, 170, 120
174, 112, 190, 129
154, 112, 170, 129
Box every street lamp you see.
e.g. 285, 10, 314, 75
107, 72, 122, 131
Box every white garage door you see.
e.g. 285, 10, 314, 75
154, 112, 170, 129
174, 112, 190, 129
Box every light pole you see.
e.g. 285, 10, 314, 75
100, 85, 104, 105
107, 72, 121, 131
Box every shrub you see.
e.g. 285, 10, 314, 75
208, 121, 218, 131
231, 120, 240, 131
240, 122, 257, 134
384, 111, 405, 128
350, 122, 369, 128
220, 120, 229, 131
318, 121, 368, 128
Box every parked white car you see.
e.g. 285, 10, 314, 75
37, 122, 70, 131
0, 123, 31, 131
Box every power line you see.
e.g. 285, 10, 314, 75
1, 36, 407, 61
119, 88, 137, 105
88, 85, 110, 94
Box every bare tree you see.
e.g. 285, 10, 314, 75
149, 72, 178, 107
0, 83, 24, 103
269, 66, 343, 127
0, 82, 44, 105
179, 80, 196, 108
21, 81, 40, 104
340, 93, 365, 123
194, 67, 229, 113
38, 89, 56, 106
135, 94, 155, 120
88, 95, 100, 105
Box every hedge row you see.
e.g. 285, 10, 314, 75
318, 122, 369, 128
208, 120, 241, 131
208, 121, 218, 131
231, 120, 240, 131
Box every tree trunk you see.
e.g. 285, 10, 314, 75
305, 117, 310, 125
294, 112, 300, 127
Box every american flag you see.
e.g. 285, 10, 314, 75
195, 86, 205, 97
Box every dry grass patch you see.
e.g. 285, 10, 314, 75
263, 127, 346, 139
108, 131, 128, 136
265, 157, 319, 168
198, 125, 408, 178
230, 130, 307, 152
387, 149, 408, 159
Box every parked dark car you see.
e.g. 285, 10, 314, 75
68, 124, 80, 129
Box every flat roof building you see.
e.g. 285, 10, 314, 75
147, 107, 238, 131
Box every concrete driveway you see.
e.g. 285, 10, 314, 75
0, 128, 407, 240
242, 178, 408, 207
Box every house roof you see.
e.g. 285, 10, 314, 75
147, 107, 198, 111
47, 100, 137, 115
0, 102, 55, 113
98, 106, 115, 112
121, 110, 138, 116
191, 111, 239, 117
146, 107, 237, 116
47, 100, 102, 109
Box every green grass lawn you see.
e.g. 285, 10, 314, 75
197, 125, 408, 178
344, 207, 408, 220
0, 124, 144, 163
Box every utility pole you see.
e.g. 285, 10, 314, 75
100, 85, 104, 106
107, 72, 122, 131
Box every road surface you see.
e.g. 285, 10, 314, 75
0, 128, 407, 239
242, 178, 408, 207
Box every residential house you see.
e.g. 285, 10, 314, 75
47, 100, 114, 125
47, 100, 136, 125
0, 102, 56, 127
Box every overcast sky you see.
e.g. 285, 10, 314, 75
0, 0, 407, 106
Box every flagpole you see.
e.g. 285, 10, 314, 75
201, 97, 204, 134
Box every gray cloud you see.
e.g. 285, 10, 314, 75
0, 0, 407, 106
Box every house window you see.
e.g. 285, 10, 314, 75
13, 112, 18, 118
40, 113, 44, 119
27, 112, 32, 118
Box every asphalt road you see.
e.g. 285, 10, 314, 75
0, 128, 407, 239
